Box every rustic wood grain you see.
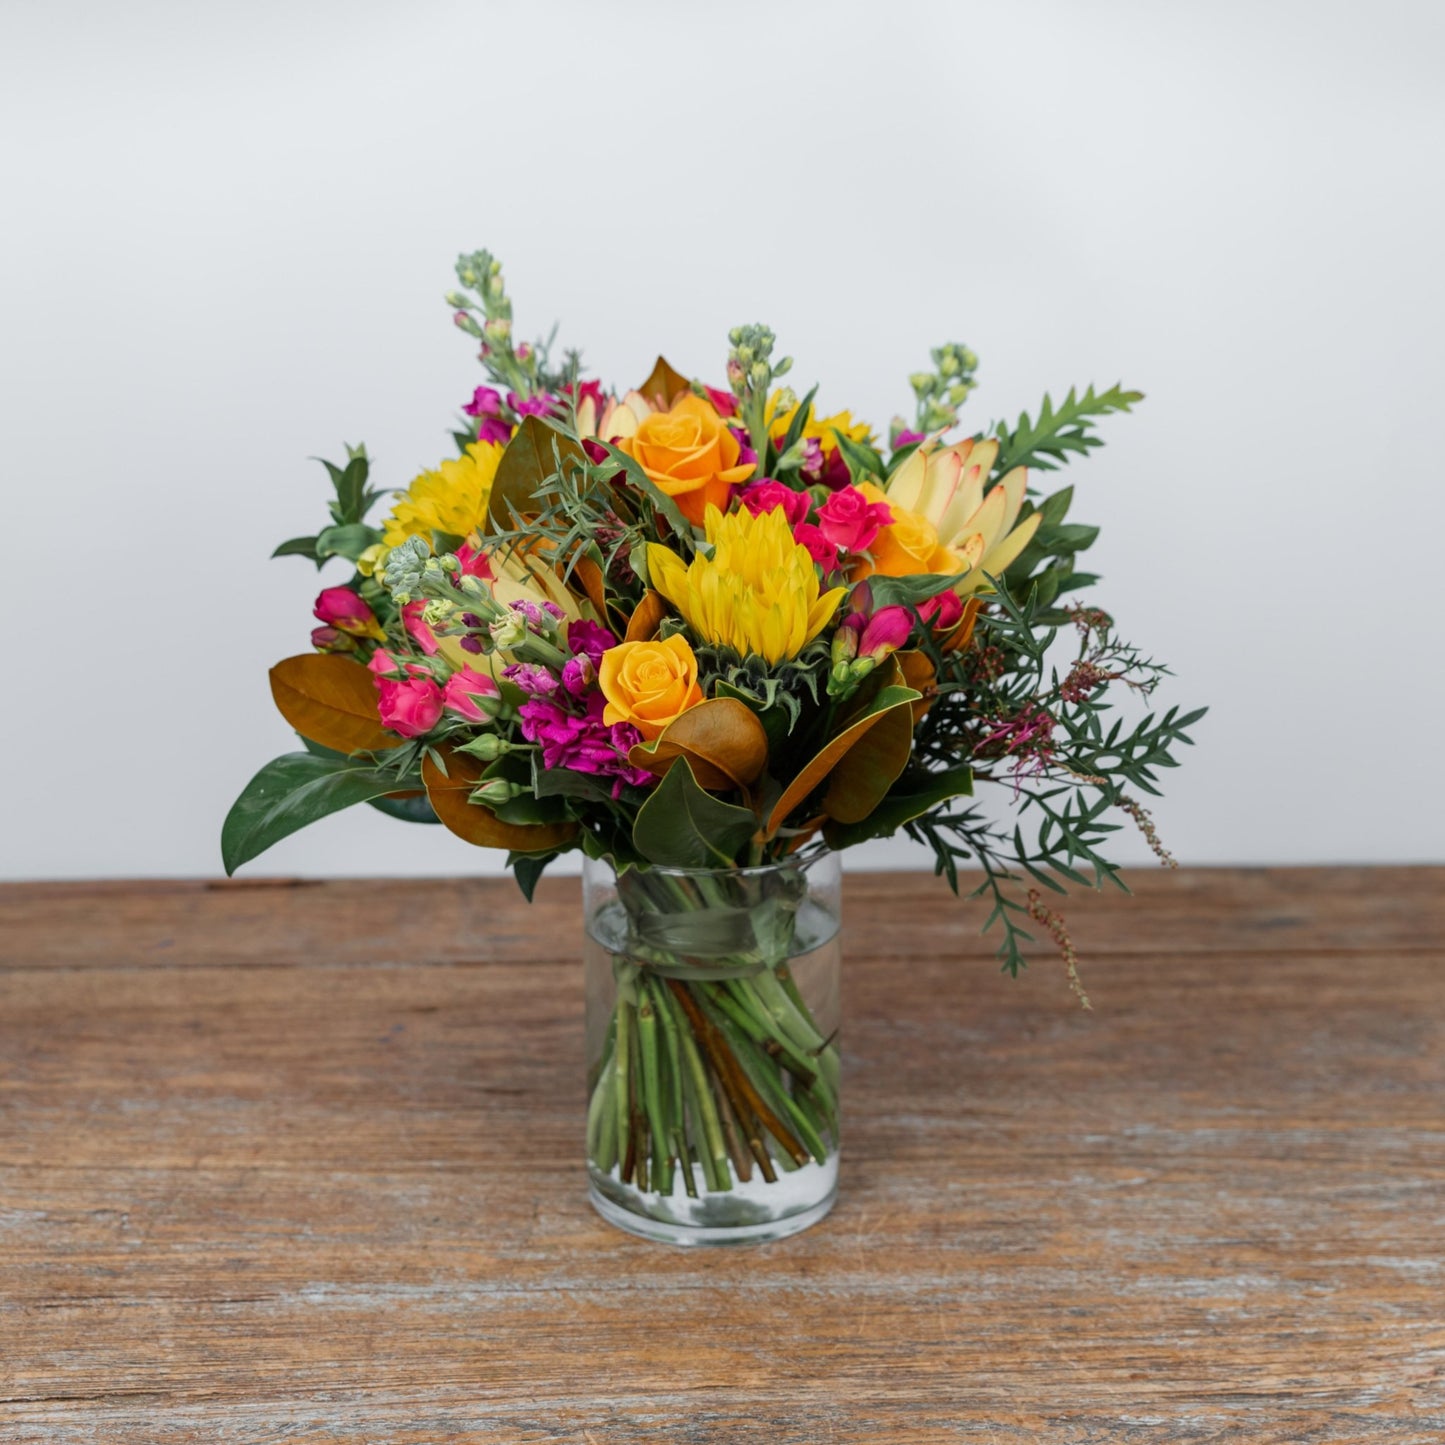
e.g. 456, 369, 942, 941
1, 867, 1442, 1443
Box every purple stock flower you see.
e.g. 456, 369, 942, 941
507, 390, 562, 419
893, 428, 927, 449
463, 386, 504, 418
503, 663, 559, 697
561, 655, 596, 697
728, 425, 758, 468
518, 693, 652, 798
566, 619, 617, 669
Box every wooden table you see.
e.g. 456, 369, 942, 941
2, 868, 1442, 1442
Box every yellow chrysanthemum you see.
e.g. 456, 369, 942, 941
646, 505, 846, 666
381, 441, 504, 548
765, 390, 873, 447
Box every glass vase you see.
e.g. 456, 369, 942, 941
582, 848, 842, 1246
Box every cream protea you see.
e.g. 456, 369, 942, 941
861, 438, 1042, 595
645, 504, 846, 665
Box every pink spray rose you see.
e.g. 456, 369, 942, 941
368, 650, 444, 737
739, 478, 811, 528
443, 666, 501, 722
817, 486, 893, 555
793, 521, 840, 569
374, 675, 444, 738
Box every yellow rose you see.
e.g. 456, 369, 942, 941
852, 482, 952, 578
598, 633, 705, 741
618, 393, 755, 527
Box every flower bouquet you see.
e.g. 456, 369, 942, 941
225, 250, 1202, 1244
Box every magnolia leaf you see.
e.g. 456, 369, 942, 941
367, 792, 440, 824
896, 649, 938, 723
632, 758, 758, 868
821, 689, 915, 824
422, 747, 577, 853
762, 659, 921, 839
570, 549, 608, 618
315, 522, 381, 562
222, 751, 401, 875
489, 415, 587, 525
638, 355, 692, 410
823, 763, 975, 850
269, 654, 398, 755
628, 698, 769, 793
272, 535, 321, 565
624, 590, 668, 643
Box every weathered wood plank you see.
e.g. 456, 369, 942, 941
2, 866, 1441, 971
1, 871, 1442, 1442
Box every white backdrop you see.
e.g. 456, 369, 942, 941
2, 0, 1442, 880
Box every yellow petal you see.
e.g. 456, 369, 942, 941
884, 448, 927, 512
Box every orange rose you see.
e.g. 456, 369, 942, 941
618, 393, 755, 527
853, 482, 954, 579
598, 633, 705, 741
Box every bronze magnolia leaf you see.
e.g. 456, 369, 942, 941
421, 747, 577, 852
269, 654, 398, 755
638, 355, 693, 411
624, 591, 668, 643
762, 657, 920, 839
629, 698, 769, 794
488, 415, 586, 526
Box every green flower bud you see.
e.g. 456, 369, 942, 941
457, 733, 510, 761
470, 777, 524, 808
489, 614, 527, 651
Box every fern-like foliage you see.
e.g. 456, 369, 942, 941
993, 383, 1143, 474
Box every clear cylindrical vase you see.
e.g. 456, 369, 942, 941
582, 848, 842, 1246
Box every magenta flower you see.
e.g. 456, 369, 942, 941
517, 693, 652, 798
309, 626, 353, 654
739, 478, 810, 529
893, 429, 927, 450
917, 590, 965, 630
817, 486, 893, 555
504, 663, 560, 697
566, 619, 617, 668
507, 390, 562, 419
561, 654, 596, 697
463, 386, 504, 418
793, 521, 840, 569
313, 586, 380, 638
454, 543, 494, 581
856, 605, 913, 661
728, 425, 758, 468
703, 384, 738, 419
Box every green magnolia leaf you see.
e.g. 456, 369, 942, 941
509, 851, 557, 902
824, 764, 975, 849
316, 522, 381, 561
222, 752, 401, 875
633, 758, 758, 868
367, 793, 439, 824
272, 535, 321, 565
